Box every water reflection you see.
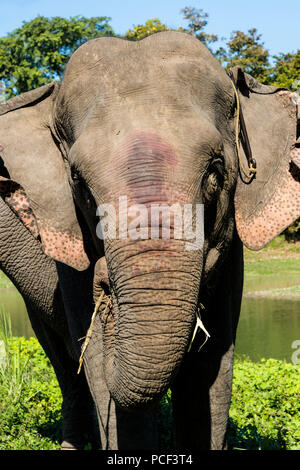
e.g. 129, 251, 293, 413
236, 297, 300, 362
0, 287, 34, 337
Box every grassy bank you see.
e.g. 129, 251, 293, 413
0, 330, 299, 450
243, 236, 300, 299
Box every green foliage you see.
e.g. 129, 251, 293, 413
0, 313, 62, 450
179, 6, 218, 48
157, 389, 173, 449
125, 7, 218, 52
219, 28, 271, 82
0, 15, 114, 98
0, 321, 299, 450
228, 358, 300, 450
271, 50, 300, 89
284, 218, 300, 243
125, 19, 169, 41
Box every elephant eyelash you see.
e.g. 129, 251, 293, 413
202, 157, 225, 203
209, 157, 225, 178
70, 167, 95, 208
71, 167, 81, 183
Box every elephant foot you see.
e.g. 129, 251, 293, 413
61, 440, 79, 450
60, 435, 99, 450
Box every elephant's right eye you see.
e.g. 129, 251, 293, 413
202, 157, 225, 202
70, 167, 94, 211
71, 167, 80, 183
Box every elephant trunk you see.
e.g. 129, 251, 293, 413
96, 238, 202, 411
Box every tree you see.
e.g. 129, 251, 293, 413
179, 6, 218, 49
125, 7, 218, 49
0, 81, 5, 103
125, 19, 169, 41
271, 50, 300, 89
219, 28, 271, 83
0, 16, 114, 98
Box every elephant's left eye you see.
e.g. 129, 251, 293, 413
202, 158, 224, 202
71, 166, 83, 183
71, 168, 93, 209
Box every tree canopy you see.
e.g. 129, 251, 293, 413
0, 7, 298, 98
271, 50, 300, 89
125, 18, 169, 41
179, 6, 218, 48
217, 28, 271, 83
0, 15, 114, 97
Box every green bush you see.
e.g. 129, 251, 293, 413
0, 315, 62, 450
228, 357, 300, 450
0, 331, 299, 450
284, 218, 300, 243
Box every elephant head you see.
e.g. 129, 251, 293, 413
0, 32, 299, 410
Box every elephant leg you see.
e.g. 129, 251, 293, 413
171, 341, 235, 450
171, 232, 243, 450
27, 309, 99, 450
83, 312, 159, 450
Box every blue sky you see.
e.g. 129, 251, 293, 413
0, 0, 298, 56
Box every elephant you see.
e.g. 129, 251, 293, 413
0, 31, 299, 450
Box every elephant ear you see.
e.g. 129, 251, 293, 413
0, 83, 90, 270
232, 66, 300, 250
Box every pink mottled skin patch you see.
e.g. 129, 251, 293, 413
5, 188, 40, 238
39, 225, 90, 271
236, 147, 300, 250
0, 178, 39, 238
110, 130, 182, 206
99, 130, 199, 255
0, 178, 89, 270
236, 90, 300, 250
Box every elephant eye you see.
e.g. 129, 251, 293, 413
71, 166, 80, 183
202, 157, 224, 202
70, 167, 93, 209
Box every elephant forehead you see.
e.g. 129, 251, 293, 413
66, 32, 213, 71
62, 32, 225, 99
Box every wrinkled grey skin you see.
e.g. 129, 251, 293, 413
0, 32, 299, 450
0, 197, 99, 449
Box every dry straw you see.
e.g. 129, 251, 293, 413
77, 291, 111, 374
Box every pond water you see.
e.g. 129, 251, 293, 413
235, 297, 300, 362
0, 286, 34, 338
0, 279, 299, 363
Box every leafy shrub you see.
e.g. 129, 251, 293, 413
228, 357, 300, 450
0, 315, 62, 450
0, 331, 299, 450
283, 218, 300, 243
